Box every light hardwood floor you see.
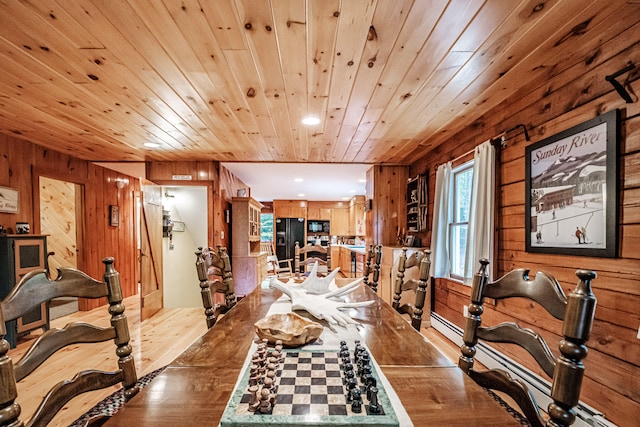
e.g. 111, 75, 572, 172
7, 294, 462, 427
7, 295, 208, 427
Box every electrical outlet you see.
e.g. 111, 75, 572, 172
221, 231, 224, 239
637, 325, 640, 340
463, 305, 469, 317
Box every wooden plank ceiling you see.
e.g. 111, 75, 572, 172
0, 0, 636, 164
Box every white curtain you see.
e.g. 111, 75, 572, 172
430, 161, 452, 278
463, 141, 496, 284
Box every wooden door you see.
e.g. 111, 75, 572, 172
39, 176, 81, 273
140, 181, 163, 320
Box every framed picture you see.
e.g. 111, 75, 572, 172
0, 186, 19, 213
404, 235, 415, 247
172, 221, 185, 232
525, 109, 619, 257
109, 205, 120, 227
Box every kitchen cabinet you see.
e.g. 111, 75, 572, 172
231, 197, 266, 296
273, 200, 307, 219
0, 235, 49, 348
330, 246, 341, 270
307, 207, 331, 220
339, 246, 352, 277
330, 208, 349, 236
349, 195, 365, 236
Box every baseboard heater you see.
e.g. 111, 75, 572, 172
430, 312, 617, 427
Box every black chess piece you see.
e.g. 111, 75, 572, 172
344, 362, 354, 374
361, 364, 372, 381
350, 388, 362, 413
368, 386, 381, 414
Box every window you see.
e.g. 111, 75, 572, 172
260, 213, 273, 242
449, 162, 473, 280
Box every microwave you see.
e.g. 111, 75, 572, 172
308, 220, 329, 233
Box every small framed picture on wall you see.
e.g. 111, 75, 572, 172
404, 235, 415, 247
109, 205, 120, 227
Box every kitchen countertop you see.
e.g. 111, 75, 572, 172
333, 244, 367, 255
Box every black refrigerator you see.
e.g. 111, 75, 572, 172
275, 217, 305, 261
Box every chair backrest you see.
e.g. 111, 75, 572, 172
260, 241, 274, 256
294, 242, 330, 278
0, 257, 139, 427
392, 248, 430, 330
266, 254, 292, 278
195, 246, 236, 328
458, 259, 597, 427
363, 244, 382, 292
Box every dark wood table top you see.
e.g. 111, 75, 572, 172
105, 282, 521, 426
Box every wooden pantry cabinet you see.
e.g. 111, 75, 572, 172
231, 197, 266, 296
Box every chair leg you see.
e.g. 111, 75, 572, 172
411, 278, 427, 331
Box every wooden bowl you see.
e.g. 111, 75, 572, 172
254, 312, 323, 347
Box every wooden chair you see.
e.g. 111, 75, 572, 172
363, 244, 382, 292
195, 246, 237, 329
0, 257, 139, 427
266, 255, 293, 279
459, 259, 597, 427
260, 241, 274, 256
392, 247, 431, 330
294, 242, 331, 278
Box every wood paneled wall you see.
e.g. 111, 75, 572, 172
146, 161, 248, 251
0, 134, 140, 310
366, 165, 408, 246
410, 27, 640, 425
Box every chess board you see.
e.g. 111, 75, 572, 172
220, 346, 399, 427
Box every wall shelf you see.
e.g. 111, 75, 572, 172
406, 174, 428, 233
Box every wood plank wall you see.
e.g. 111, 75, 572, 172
366, 165, 408, 246
410, 24, 640, 425
145, 161, 248, 251
0, 134, 140, 310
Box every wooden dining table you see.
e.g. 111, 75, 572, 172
104, 279, 521, 426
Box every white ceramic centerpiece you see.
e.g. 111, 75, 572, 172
268, 263, 374, 327
254, 312, 323, 347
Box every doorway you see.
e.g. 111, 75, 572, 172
39, 176, 83, 319
161, 186, 208, 308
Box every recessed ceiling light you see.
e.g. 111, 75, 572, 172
301, 116, 320, 126
359, 179, 366, 183
144, 142, 160, 148
298, 193, 305, 197
294, 178, 303, 182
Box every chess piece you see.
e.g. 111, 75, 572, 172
346, 377, 357, 402
343, 362, 354, 374
259, 388, 272, 413
350, 388, 362, 413
262, 376, 274, 399
249, 364, 260, 386
368, 386, 381, 414
361, 364, 372, 381
248, 385, 260, 412
344, 368, 355, 385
